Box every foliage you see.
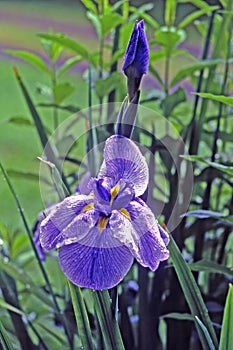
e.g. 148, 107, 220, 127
0, 0, 233, 349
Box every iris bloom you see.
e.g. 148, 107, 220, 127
40, 135, 169, 290
122, 20, 149, 100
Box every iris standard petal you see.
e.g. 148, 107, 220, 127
110, 200, 169, 271
122, 21, 139, 74
133, 20, 149, 77
40, 195, 93, 251
59, 227, 134, 290
99, 135, 149, 196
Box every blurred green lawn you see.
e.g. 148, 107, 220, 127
0, 1, 94, 231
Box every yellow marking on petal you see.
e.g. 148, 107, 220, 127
119, 208, 131, 220
81, 203, 94, 212
110, 183, 120, 205
97, 216, 109, 233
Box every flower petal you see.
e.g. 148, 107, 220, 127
40, 195, 93, 251
99, 135, 148, 196
59, 227, 133, 290
133, 20, 149, 77
122, 21, 139, 74
110, 200, 169, 271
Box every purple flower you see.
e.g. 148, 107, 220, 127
40, 135, 169, 290
122, 20, 149, 100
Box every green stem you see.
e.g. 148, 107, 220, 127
68, 281, 94, 350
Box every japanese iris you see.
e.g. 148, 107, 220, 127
40, 135, 169, 290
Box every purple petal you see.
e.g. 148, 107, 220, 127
99, 135, 148, 196
122, 22, 139, 73
122, 20, 149, 78
59, 228, 133, 290
40, 195, 94, 251
110, 200, 169, 271
133, 20, 149, 77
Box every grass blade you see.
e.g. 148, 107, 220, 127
219, 284, 233, 350
93, 290, 125, 350
68, 281, 94, 350
0, 319, 15, 350
195, 316, 217, 350
168, 235, 218, 349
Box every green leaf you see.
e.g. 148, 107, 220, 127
93, 290, 125, 350
189, 260, 233, 277
53, 83, 75, 104
68, 281, 94, 350
195, 316, 217, 350
165, 0, 176, 26
170, 59, 223, 86
178, 6, 219, 29
5, 50, 50, 74
57, 56, 82, 77
0, 299, 24, 316
149, 64, 164, 87
40, 34, 64, 63
195, 92, 233, 106
180, 155, 233, 176
38, 33, 89, 61
100, 13, 124, 37
37, 157, 69, 200
219, 284, 233, 350
178, 0, 211, 10
81, 0, 97, 14
0, 116, 33, 126
0, 256, 54, 309
168, 234, 218, 349
95, 72, 122, 98
87, 11, 102, 39
155, 27, 186, 55
161, 87, 186, 117
129, 6, 160, 29
161, 312, 194, 321
0, 319, 15, 350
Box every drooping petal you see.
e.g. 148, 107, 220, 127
99, 135, 148, 196
40, 195, 94, 251
110, 200, 169, 271
59, 226, 134, 290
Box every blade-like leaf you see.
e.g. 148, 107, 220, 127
53, 83, 75, 104
219, 284, 233, 350
5, 50, 50, 74
195, 92, 233, 106
161, 312, 194, 321
38, 33, 91, 62
168, 234, 218, 349
57, 56, 82, 77
0, 256, 54, 309
195, 316, 217, 350
178, 6, 219, 29
170, 59, 224, 86
189, 260, 233, 277
93, 290, 125, 350
68, 281, 94, 350
0, 319, 15, 350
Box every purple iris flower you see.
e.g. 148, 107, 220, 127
40, 135, 169, 290
122, 20, 149, 100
